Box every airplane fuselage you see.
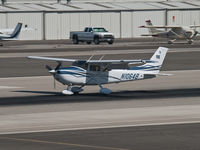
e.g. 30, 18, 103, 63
54, 66, 156, 86
154, 28, 196, 40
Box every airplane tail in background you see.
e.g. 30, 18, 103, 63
9, 23, 22, 39
145, 20, 160, 34
130, 47, 168, 72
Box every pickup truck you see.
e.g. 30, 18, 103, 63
70, 27, 114, 45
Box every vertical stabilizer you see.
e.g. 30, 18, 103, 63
146, 20, 160, 34
150, 47, 168, 65
144, 47, 168, 72
9, 23, 22, 39
130, 47, 168, 72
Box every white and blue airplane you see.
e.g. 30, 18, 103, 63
28, 47, 168, 95
0, 23, 22, 40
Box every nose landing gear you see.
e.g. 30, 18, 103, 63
62, 85, 84, 95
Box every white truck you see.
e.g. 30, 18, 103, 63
70, 27, 114, 45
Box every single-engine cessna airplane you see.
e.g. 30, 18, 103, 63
139, 20, 200, 44
28, 47, 168, 95
0, 23, 22, 41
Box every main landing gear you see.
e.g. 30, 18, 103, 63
187, 39, 193, 44
62, 84, 112, 95
99, 84, 112, 95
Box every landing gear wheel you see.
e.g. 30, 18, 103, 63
94, 37, 100, 45
86, 41, 91, 44
73, 36, 79, 44
62, 90, 74, 95
71, 87, 83, 94
188, 40, 193, 44
168, 41, 173, 44
108, 40, 114, 45
62, 85, 74, 95
100, 88, 112, 95
98, 84, 112, 95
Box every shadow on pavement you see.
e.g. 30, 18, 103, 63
0, 88, 199, 106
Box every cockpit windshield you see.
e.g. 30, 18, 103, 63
93, 28, 107, 32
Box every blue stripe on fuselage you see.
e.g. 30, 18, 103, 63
57, 70, 86, 76
129, 65, 161, 70
60, 66, 86, 72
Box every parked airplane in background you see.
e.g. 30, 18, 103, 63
0, 23, 22, 41
28, 47, 169, 95
139, 20, 200, 44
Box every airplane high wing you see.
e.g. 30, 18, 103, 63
27, 56, 76, 62
139, 25, 182, 29
27, 56, 157, 64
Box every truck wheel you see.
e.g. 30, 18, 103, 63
86, 41, 91, 44
73, 36, 79, 44
108, 40, 114, 45
94, 37, 100, 45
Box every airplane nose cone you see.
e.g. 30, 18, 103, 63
49, 69, 56, 74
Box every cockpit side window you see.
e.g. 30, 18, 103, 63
90, 65, 100, 71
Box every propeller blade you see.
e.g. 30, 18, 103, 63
45, 65, 52, 71
55, 62, 62, 71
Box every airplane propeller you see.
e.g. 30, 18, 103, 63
45, 62, 62, 89
45, 64, 52, 71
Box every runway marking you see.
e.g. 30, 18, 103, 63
1, 121, 200, 135
0, 86, 22, 89
0, 136, 129, 150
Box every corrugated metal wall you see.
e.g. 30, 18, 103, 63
0, 13, 6, 29
7, 13, 42, 40
168, 10, 200, 32
121, 11, 165, 38
0, 9, 200, 40
45, 12, 120, 40
132, 11, 165, 37
121, 12, 132, 38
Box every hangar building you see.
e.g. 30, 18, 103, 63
1, 0, 200, 40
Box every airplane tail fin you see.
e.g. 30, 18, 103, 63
144, 47, 168, 72
145, 20, 160, 34
9, 23, 22, 39
130, 47, 168, 73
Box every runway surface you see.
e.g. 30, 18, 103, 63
0, 46, 200, 77
0, 123, 200, 150
0, 39, 200, 150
